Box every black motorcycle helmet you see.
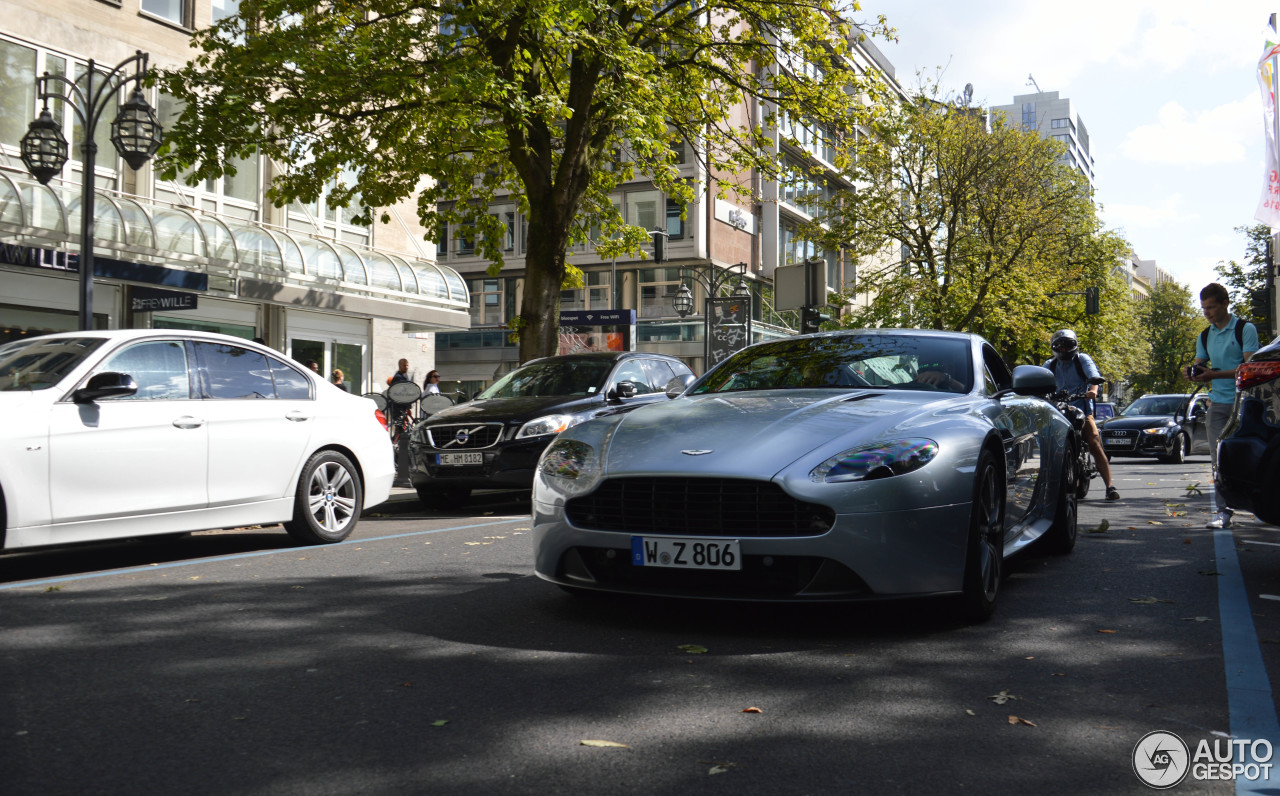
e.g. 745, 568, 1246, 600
1051, 329, 1079, 360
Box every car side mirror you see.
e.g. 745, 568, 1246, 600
665, 373, 696, 399
1009, 364, 1057, 397
609, 381, 637, 401
73, 372, 138, 403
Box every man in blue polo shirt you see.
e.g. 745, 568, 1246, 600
1188, 282, 1258, 529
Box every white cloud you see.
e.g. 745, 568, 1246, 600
1119, 95, 1257, 165
1102, 194, 1189, 231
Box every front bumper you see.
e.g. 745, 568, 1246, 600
409, 435, 553, 491
1099, 428, 1177, 458
531, 498, 973, 601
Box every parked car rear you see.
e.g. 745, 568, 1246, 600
1216, 337, 1280, 523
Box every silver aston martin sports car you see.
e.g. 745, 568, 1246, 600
531, 329, 1079, 621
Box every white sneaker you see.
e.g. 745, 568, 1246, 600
1207, 511, 1233, 530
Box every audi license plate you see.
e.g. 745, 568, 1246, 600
1104, 438, 1128, 447
437, 452, 483, 466
631, 536, 741, 571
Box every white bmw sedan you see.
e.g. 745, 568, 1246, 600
0, 330, 394, 551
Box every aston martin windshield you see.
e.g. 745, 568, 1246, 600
690, 334, 973, 394
0, 336, 106, 391
476, 359, 615, 399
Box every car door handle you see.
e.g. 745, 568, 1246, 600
173, 416, 205, 429
286, 411, 313, 423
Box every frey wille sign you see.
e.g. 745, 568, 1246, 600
131, 286, 198, 313
0, 242, 76, 271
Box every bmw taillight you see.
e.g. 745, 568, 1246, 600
375, 409, 388, 431
1237, 360, 1280, 391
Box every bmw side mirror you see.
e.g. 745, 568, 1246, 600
665, 373, 696, 399
73, 372, 138, 403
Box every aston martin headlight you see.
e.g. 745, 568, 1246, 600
518, 413, 582, 439
809, 439, 939, 483
539, 439, 595, 480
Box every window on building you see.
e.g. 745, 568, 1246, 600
1021, 102, 1036, 129
639, 267, 684, 319
470, 278, 504, 325
212, 0, 239, 23
779, 218, 820, 266
140, 0, 190, 27
154, 93, 261, 218
285, 165, 369, 245
627, 190, 662, 230
666, 199, 685, 240
561, 271, 612, 311
0, 38, 37, 151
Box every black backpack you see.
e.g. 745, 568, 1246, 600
1199, 321, 1249, 362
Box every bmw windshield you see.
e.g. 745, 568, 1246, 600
0, 337, 106, 391
690, 335, 973, 394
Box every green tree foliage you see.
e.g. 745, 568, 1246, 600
153, 0, 891, 360
809, 91, 1141, 370
1127, 280, 1200, 396
1215, 223, 1274, 344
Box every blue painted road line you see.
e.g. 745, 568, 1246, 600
1214, 528, 1280, 795
0, 517, 529, 592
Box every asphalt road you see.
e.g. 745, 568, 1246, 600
0, 458, 1273, 795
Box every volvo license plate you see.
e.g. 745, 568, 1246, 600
437, 452, 483, 466
631, 536, 741, 570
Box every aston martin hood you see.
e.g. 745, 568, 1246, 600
601, 389, 947, 478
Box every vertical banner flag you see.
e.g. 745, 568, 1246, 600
1256, 27, 1280, 229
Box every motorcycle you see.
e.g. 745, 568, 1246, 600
1050, 377, 1105, 500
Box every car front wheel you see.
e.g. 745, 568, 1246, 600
284, 451, 363, 544
1160, 433, 1186, 464
959, 448, 1004, 622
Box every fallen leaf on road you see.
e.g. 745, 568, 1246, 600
432, 720, 449, 727
741, 707, 762, 713
1008, 716, 1037, 726
1129, 597, 1159, 604
1147, 520, 1163, 525
678, 644, 708, 654
581, 740, 629, 748
1181, 616, 1213, 622
1097, 629, 1117, 634
1199, 570, 1222, 577
987, 690, 1017, 704
709, 765, 731, 775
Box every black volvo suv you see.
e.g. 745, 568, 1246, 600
408, 352, 694, 508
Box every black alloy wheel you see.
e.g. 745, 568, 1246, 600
960, 448, 1005, 622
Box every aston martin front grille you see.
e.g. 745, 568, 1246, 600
565, 478, 835, 537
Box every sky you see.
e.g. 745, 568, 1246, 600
866, 0, 1277, 292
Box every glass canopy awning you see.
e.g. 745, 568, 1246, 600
0, 166, 470, 328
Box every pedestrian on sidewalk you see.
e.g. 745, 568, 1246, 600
1188, 282, 1258, 529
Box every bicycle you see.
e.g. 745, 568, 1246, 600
365, 381, 422, 486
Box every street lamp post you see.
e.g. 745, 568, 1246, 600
673, 261, 753, 368
19, 50, 163, 331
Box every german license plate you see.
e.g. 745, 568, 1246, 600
1104, 438, 1128, 447
437, 452, 483, 466
631, 536, 741, 570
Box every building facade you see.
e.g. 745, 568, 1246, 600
0, 0, 470, 396
991, 90, 1096, 190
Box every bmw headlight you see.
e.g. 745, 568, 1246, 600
809, 439, 939, 483
517, 413, 585, 439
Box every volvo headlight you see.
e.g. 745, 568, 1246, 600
810, 439, 939, 483
517, 413, 585, 439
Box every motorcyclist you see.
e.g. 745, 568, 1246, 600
1043, 329, 1119, 501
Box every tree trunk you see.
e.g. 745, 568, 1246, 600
518, 204, 570, 362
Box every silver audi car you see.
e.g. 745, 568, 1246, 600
531, 329, 1078, 621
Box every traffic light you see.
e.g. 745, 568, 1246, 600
651, 230, 667, 264
799, 306, 831, 334
1084, 286, 1100, 315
